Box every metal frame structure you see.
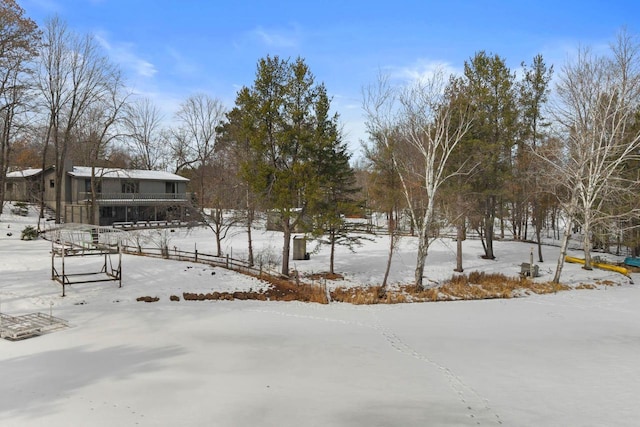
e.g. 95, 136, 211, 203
47, 224, 127, 297
0, 312, 68, 340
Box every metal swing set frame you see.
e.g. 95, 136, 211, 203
48, 224, 127, 297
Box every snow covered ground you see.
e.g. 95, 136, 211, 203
1, 205, 640, 426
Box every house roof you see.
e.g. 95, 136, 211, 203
6, 168, 42, 178
68, 167, 189, 182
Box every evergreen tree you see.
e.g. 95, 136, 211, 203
518, 54, 553, 261
224, 56, 342, 276
461, 51, 518, 259
310, 86, 360, 274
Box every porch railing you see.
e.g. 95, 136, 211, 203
79, 192, 191, 202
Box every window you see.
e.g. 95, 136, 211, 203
85, 179, 101, 193
165, 182, 176, 193
6, 182, 13, 192
49, 179, 55, 188
121, 181, 139, 193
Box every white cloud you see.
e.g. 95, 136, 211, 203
252, 25, 300, 48
166, 47, 199, 76
389, 59, 461, 85
95, 32, 157, 78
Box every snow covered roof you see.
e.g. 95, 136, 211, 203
6, 168, 42, 178
68, 166, 189, 182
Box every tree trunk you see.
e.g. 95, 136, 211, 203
414, 196, 437, 289
54, 165, 63, 223
484, 195, 496, 259
536, 221, 544, 263
216, 224, 222, 257
382, 211, 395, 289
553, 202, 577, 284
414, 222, 428, 289
214, 209, 223, 257
246, 210, 254, 266
329, 229, 336, 275
553, 221, 572, 284
91, 167, 99, 225
281, 218, 291, 276
0, 143, 6, 215
455, 224, 464, 272
453, 193, 465, 272
246, 189, 254, 267
499, 196, 505, 239
582, 215, 593, 270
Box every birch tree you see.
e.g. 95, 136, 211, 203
542, 30, 640, 283
364, 69, 473, 289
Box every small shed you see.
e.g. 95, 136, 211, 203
292, 236, 308, 260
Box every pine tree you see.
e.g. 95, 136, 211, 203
518, 54, 553, 261
460, 51, 518, 259
223, 56, 342, 276
309, 86, 360, 274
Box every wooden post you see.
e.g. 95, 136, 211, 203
51, 239, 55, 280
61, 243, 66, 297
118, 246, 122, 288
530, 247, 534, 278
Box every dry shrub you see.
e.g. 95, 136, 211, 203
255, 275, 327, 303
170, 295, 180, 301
331, 286, 412, 305
306, 272, 344, 281
439, 272, 569, 299
181, 275, 328, 304
523, 281, 569, 294
180, 271, 576, 306
596, 280, 617, 287
331, 286, 382, 305
576, 284, 596, 290
136, 296, 159, 303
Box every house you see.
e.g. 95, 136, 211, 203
5, 168, 45, 202
6, 165, 192, 226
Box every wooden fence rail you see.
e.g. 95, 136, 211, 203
120, 245, 286, 281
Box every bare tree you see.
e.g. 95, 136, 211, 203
541, 30, 640, 283
122, 97, 167, 170
35, 17, 119, 223
364, 69, 473, 289
170, 94, 225, 209
362, 133, 404, 290
0, 0, 39, 214
73, 69, 127, 224
201, 146, 245, 256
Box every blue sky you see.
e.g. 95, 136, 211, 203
19, 0, 640, 156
